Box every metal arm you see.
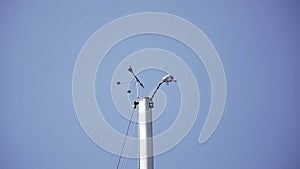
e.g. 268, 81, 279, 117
150, 81, 163, 100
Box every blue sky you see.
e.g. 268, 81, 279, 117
1, 1, 300, 169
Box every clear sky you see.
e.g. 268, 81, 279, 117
1, 0, 300, 169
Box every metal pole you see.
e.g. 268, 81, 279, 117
138, 97, 154, 169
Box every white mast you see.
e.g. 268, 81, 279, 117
138, 97, 154, 169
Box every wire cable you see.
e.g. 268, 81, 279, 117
116, 108, 136, 169
123, 114, 138, 169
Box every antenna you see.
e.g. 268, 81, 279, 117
116, 66, 176, 169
